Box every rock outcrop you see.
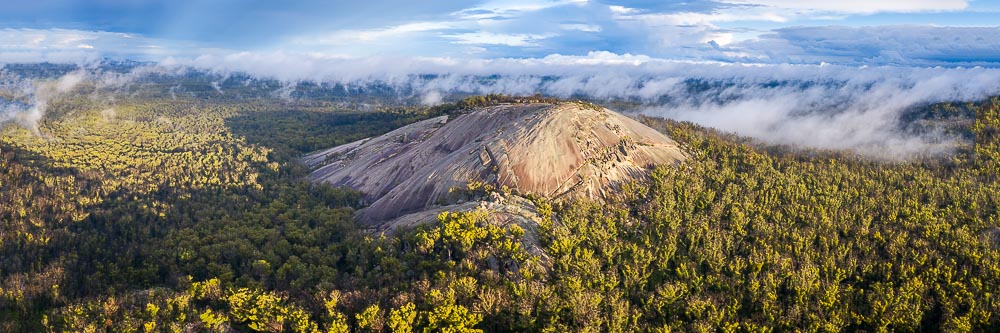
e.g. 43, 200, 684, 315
304, 102, 685, 227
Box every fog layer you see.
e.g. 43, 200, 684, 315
5, 51, 1000, 158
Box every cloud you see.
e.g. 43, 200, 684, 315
5, 24, 1000, 158
627, 11, 788, 26
3, 2, 997, 159
0, 0, 994, 61
420, 90, 443, 105
0, 28, 211, 63
724, 25, 1000, 66
0, 49, 995, 159
444, 31, 557, 46
638, 74, 979, 158
606, 6, 791, 53
3, 3, 996, 62
145, 50, 1000, 158
302, 22, 456, 45
608, 5, 639, 15
270, 0, 599, 56
455, 0, 589, 19
721, 0, 969, 14
154, 50, 1000, 100
558, 23, 601, 32
0, 69, 87, 135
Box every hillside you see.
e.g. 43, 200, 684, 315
303, 102, 685, 226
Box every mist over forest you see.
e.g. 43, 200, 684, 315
4, 56, 998, 158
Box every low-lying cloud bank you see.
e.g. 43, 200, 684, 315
4, 51, 1000, 159
0, 69, 87, 135
160, 51, 1000, 158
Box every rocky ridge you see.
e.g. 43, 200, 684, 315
303, 102, 686, 229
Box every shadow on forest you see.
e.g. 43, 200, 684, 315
0, 136, 360, 331
224, 110, 430, 158
0, 142, 107, 329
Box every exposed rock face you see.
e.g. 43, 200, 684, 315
304, 102, 685, 226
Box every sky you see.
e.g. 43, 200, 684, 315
1, 0, 999, 66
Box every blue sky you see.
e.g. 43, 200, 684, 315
1, 0, 999, 66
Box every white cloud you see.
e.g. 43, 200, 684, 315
443, 31, 556, 46
305, 22, 455, 45
0, 51, 101, 64
286, 0, 591, 55
457, 0, 588, 18
151, 50, 1000, 158
0, 28, 208, 63
559, 23, 602, 32
726, 25, 1000, 66
1, 29, 94, 51
608, 8, 788, 51
610, 14, 726, 48
420, 90, 443, 105
608, 5, 639, 15
721, 0, 969, 14
0, 69, 87, 134
603, 0, 969, 58
632, 12, 787, 25
5, 47, 999, 157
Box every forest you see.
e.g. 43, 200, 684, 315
0, 91, 998, 332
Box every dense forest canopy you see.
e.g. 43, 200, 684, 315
0, 89, 998, 332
